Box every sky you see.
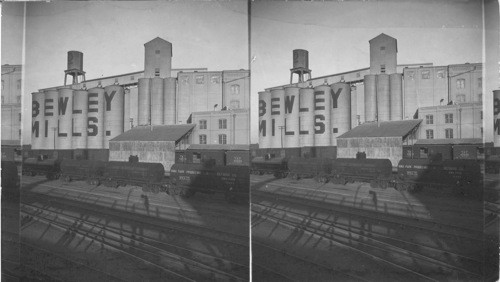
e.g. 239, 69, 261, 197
1, 1, 248, 144
250, 0, 498, 143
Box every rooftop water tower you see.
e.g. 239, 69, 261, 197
64, 51, 86, 85
290, 49, 311, 84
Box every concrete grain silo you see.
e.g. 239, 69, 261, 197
104, 85, 124, 148
390, 73, 403, 121
376, 74, 390, 121
72, 89, 88, 149
57, 87, 73, 149
138, 78, 151, 125
364, 74, 377, 122
313, 85, 332, 146
284, 86, 300, 148
494, 90, 500, 146
163, 77, 177, 125
150, 77, 164, 125
299, 87, 315, 147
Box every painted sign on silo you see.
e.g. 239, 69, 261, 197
313, 85, 332, 147
104, 85, 124, 148
284, 86, 300, 148
331, 82, 351, 143
258, 90, 272, 148
31, 92, 45, 150
270, 88, 285, 148
72, 90, 88, 149
44, 89, 59, 150
494, 90, 500, 146
299, 87, 315, 147
86, 87, 105, 149
57, 88, 74, 149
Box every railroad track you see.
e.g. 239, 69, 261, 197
252, 202, 483, 278
21, 201, 249, 281
251, 176, 484, 221
22, 177, 249, 221
252, 189, 483, 242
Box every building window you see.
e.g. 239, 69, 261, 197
199, 119, 207, 129
230, 100, 240, 109
1, 80, 4, 90
478, 77, 482, 88
481, 127, 483, 136
211, 76, 220, 84
456, 94, 466, 103
445, 113, 453, 124
426, 129, 434, 139
333, 128, 338, 133
407, 71, 414, 80
425, 114, 433, 124
17, 95, 21, 103
155, 68, 160, 77
356, 72, 360, 78
445, 128, 454, 139
481, 111, 483, 120
219, 118, 227, 129
17, 79, 21, 89
218, 134, 227, 144
380, 46, 386, 54
18, 113, 21, 122
456, 79, 465, 89
19, 129, 21, 139
437, 70, 445, 78
340, 75, 345, 81
196, 75, 204, 84
230, 84, 240, 95
419, 147, 429, 158
421, 70, 430, 79
380, 64, 386, 74
155, 50, 160, 54
130, 76, 134, 81
199, 135, 207, 144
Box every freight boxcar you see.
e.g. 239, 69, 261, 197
396, 158, 482, 196
103, 161, 166, 192
330, 158, 393, 188
169, 163, 249, 202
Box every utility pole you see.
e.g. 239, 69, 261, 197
278, 126, 285, 148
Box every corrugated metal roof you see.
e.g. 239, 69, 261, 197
338, 120, 422, 139
415, 138, 483, 145
187, 144, 249, 151
110, 124, 195, 142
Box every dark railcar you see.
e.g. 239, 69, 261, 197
226, 150, 250, 166
102, 161, 165, 192
396, 158, 482, 196
170, 163, 249, 202
330, 158, 393, 188
22, 156, 60, 179
2, 161, 19, 199
250, 155, 288, 178
60, 159, 106, 184
287, 156, 332, 183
